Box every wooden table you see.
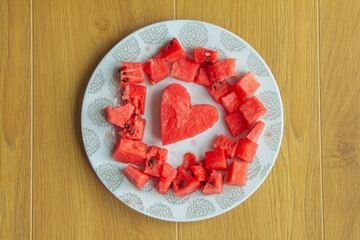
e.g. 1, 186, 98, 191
1, 0, 359, 239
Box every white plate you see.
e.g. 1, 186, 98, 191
81, 20, 283, 222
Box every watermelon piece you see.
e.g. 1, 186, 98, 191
225, 110, 250, 137
213, 134, 238, 159
161, 83, 219, 145
112, 138, 147, 165
226, 160, 247, 186
207, 59, 236, 81
144, 146, 168, 177
194, 47, 218, 63
205, 149, 227, 170
190, 165, 208, 182
160, 38, 186, 62
221, 91, 243, 114
173, 170, 201, 197
171, 59, 200, 82
234, 139, 258, 163
239, 96, 267, 125
124, 165, 150, 190
118, 115, 146, 141
233, 72, 260, 100
143, 57, 170, 84
105, 103, 135, 128
203, 170, 223, 195
247, 121, 265, 142
198, 159, 206, 168
159, 163, 177, 194
119, 62, 144, 86
177, 152, 197, 172
122, 85, 146, 115
207, 80, 232, 103
194, 67, 212, 87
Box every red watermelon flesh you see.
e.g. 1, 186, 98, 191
159, 163, 177, 194
124, 165, 150, 190
190, 165, 208, 182
213, 134, 238, 159
239, 96, 267, 125
122, 85, 146, 115
177, 152, 197, 172
171, 59, 200, 82
247, 121, 265, 142
105, 103, 134, 128
203, 170, 223, 195
173, 170, 201, 197
221, 91, 244, 114
225, 110, 250, 137
207, 80, 232, 103
118, 115, 146, 141
205, 149, 228, 170
235, 138, 258, 163
226, 160, 247, 186
161, 83, 219, 145
233, 71, 260, 101
160, 38, 186, 62
194, 67, 212, 87
144, 146, 168, 177
198, 159, 206, 168
119, 62, 144, 86
143, 57, 170, 84
194, 47, 218, 63
207, 59, 237, 81
112, 138, 147, 165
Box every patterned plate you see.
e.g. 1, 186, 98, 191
81, 20, 283, 222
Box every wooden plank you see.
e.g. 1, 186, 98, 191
0, 0, 31, 239
320, 1, 360, 239
177, 0, 322, 239
33, 0, 176, 239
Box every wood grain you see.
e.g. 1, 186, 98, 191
0, 0, 31, 239
33, 0, 176, 239
320, 1, 360, 239
177, 0, 322, 239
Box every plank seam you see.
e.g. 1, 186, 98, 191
30, 0, 34, 239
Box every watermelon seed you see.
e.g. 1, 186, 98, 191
122, 79, 129, 82
124, 124, 130, 129
179, 181, 186, 188
219, 81, 223, 85
213, 86, 217, 90
122, 72, 127, 75
209, 181, 215, 186
148, 156, 157, 167
170, 39, 174, 46
132, 112, 137, 116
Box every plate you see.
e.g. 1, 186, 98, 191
81, 20, 283, 222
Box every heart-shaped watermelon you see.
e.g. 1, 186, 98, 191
161, 83, 219, 145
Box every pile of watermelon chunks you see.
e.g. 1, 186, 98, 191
105, 38, 267, 197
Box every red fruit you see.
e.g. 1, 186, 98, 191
221, 91, 243, 114
124, 165, 150, 190
205, 149, 227, 170
233, 72, 260, 100
225, 110, 250, 137
203, 170, 224, 195
119, 62, 144, 86
235, 139, 258, 163
190, 165, 208, 182
207, 59, 236, 81
226, 160, 248, 186
247, 121, 265, 142
161, 83, 219, 145
194, 67, 212, 87
105, 103, 135, 128
239, 96, 267, 125
144, 146, 168, 177
173, 170, 201, 197
198, 159, 206, 168
143, 57, 170, 84
118, 115, 146, 141
171, 59, 200, 82
159, 163, 177, 195
177, 152, 197, 172
207, 80, 232, 103
122, 85, 146, 115
213, 134, 238, 159
112, 138, 147, 165
160, 38, 186, 62
194, 47, 218, 63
